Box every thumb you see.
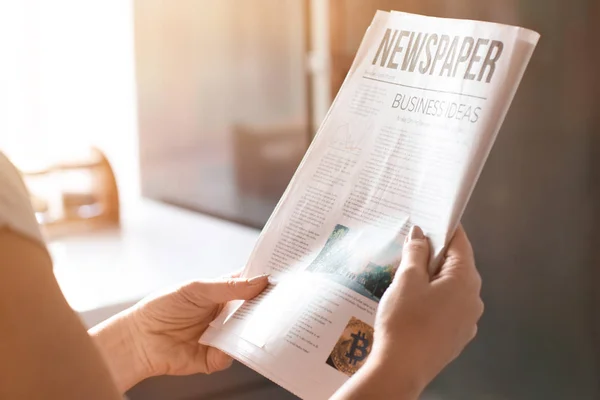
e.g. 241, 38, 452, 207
190, 275, 270, 304
396, 226, 430, 281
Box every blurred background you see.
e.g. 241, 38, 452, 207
0, 0, 598, 399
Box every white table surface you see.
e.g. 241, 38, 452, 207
49, 199, 260, 327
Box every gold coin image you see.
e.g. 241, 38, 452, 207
326, 317, 374, 376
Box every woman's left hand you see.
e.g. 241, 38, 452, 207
89, 274, 269, 392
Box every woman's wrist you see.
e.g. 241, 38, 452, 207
333, 348, 424, 400
89, 310, 151, 393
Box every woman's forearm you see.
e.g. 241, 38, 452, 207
0, 230, 122, 400
89, 310, 148, 393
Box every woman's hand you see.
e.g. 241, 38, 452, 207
89, 274, 269, 392
333, 225, 483, 400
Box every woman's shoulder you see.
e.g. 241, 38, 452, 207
0, 151, 44, 245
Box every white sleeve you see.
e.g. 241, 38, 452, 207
0, 152, 44, 246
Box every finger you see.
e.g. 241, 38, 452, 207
187, 275, 270, 305
436, 225, 481, 289
205, 347, 234, 374
470, 325, 479, 340
438, 225, 475, 274
476, 298, 485, 319
445, 225, 474, 264
395, 225, 430, 282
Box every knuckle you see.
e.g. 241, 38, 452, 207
175, 281, 198, 297
404, 240, 428, 254
476, 298, 485, 317
466, 276, 481, 295
471, 325, 479, 340
205, 365, 216, 375
174, 281, 206, 304
189, 281, 204, 292
472, 269, 482, 289
226, 279, 239, 291
455, 262, 481, 291
443, 253, 461, 266
398, 265, 425, 282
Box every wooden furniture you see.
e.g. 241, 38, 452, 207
21, 147, 119, 238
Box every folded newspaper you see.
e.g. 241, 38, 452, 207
201, 10, 539, 399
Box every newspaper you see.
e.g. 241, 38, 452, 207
201, 10, 539, 400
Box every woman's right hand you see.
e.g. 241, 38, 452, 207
332, 225, 483, 400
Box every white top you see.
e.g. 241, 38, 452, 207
0, 152, 44, 245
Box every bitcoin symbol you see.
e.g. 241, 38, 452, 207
345, 331, 370, 365
330, 317, 374, 376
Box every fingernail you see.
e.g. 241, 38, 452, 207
409, 225, 425, 241
248, 274, 270, 286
